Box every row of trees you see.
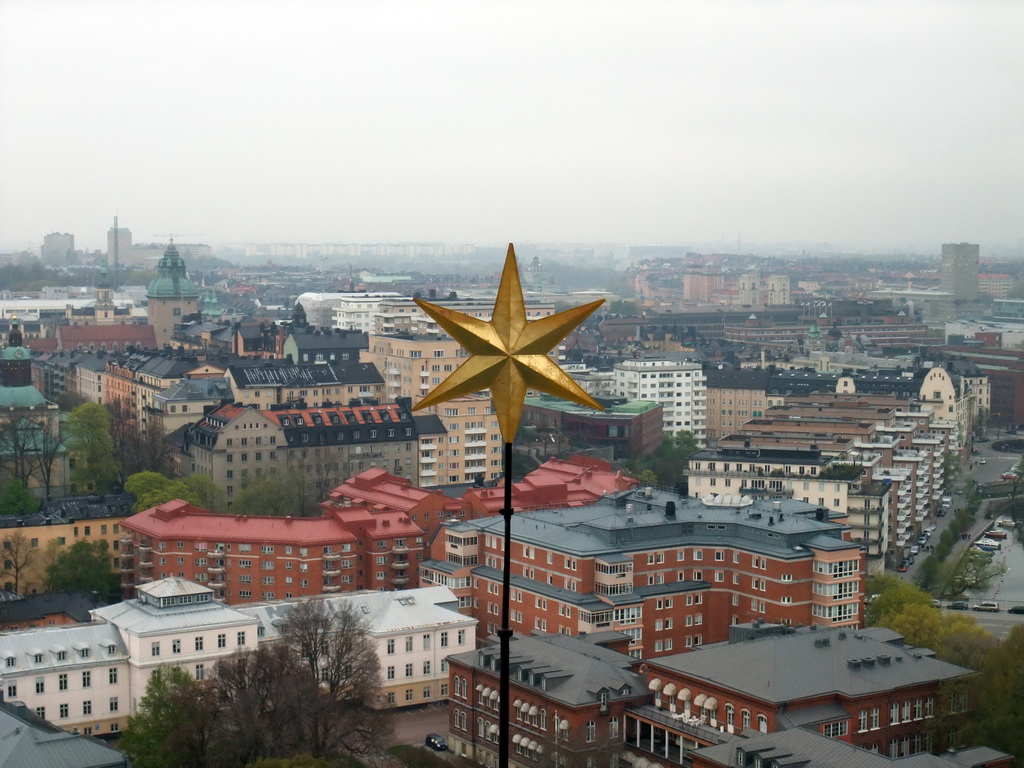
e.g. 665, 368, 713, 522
122, 599, 391, 768
867, 576, 1024, 760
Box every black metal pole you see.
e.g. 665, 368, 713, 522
498, 440, 513, 768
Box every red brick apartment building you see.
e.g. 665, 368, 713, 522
446, 632, 650, 766
121, 499, 424, 603
421, 490, 864, 657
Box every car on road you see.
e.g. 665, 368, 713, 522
897, 562, 909, 572
1008, 605, 1024, 615
972, 601, 1000, 612
910, 545, 920, 555
949, 601, 969, 610
980, 459, 987, 464
425, 734, 448, 751
1002, 472, 1019, 481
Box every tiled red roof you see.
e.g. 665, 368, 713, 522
125, 499, 361, 545
264, 403, 405, 427
323, 469, 465, 514
27, 337, 58, 353
57, 323, 156, 348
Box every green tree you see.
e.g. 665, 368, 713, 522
940, 449, 960, 491
626, 432, 699, 487
65, 403, 119, 492
183, 474, 228, 513
121, 665, 216, 768
247, 757, 334, 768
125, 471, 199, 512
964, 624, 1024, 761
233, 466, 322, 517
865, 576, 933, 627
45, 539, 117, 598
939, 548, 1007, 597
637, 469, 659, 486
0, 478, 40, 516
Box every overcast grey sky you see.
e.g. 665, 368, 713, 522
1, 0, 1021, 253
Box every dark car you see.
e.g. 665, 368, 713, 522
897, 563, 909, 573
949, 601, 969, 610
1008, 605, 1024, 615
425, 734, 448, 751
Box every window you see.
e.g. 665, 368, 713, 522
109, 668, 118, 685
237, 631, 246, 646
387, 639, 395, 654
172, 639, 181, 654
423, 661, 431, 675
405, 663, 414, 677
195, 664, 205, 681
59, 673, 68, 691
82, 671, 91, 688
757, 714, 768, 733
217, 633, 226, 649
151, 642, 161, 657
859, 710, 868, 732
60, 703, 69, 719
440, 631, 449, 647
586, 720, 597, 742
405, 636, 414, 652
823, 721, 848, 738
109, 696, 119, 712
195, 636, 204, 651
870, 707, 880, 729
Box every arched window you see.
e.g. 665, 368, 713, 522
540, 708, 547, 730
741, 710, 751, 730
586, 720, 597, 742
889, 738, 899, 758
757, 714, 768, 733
609, 717, 619, 739
478, 717, 485, 738
726, 704, 735, 726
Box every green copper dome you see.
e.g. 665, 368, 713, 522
0, 385, 47, 408
147, 243, 199, 299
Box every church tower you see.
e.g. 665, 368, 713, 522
146, 242, 199, 347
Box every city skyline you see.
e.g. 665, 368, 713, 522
1, 1, 1021, 252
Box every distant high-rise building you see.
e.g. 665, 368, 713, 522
107, 220, 132, 271
41, 232, 74, 264
940, 242, 979, 302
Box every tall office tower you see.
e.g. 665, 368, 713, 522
41, 232, 75, 264
107, 218, 132, 272
940, 243, 980, 301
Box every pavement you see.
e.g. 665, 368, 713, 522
389, 703, 451, 747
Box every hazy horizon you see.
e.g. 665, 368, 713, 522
2, 1, 1021, 253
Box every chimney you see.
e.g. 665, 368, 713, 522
665, 501, 676, 519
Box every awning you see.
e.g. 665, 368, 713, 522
648, 678, 663, 691
513, 735, 522, 745
678, 687, 691, 700
662, 683, 677, 696
704, 697, 718, 710
693, 694, 707, 707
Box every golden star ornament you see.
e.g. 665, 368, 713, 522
412, 244, 604, 442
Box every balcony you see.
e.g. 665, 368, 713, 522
392, 574, 410, 585
138, 559, 153, 569
465, 426, 487, 436
323, 584, 342, 593
120, 563, 134, 573
465, 438, 488, 449
420, 441, 437, 450
323, 551, 341, 561
137, 543, 153, 554
323, 568, 341, 577
420, 469, 437, 477
420, 456, 437, 464
209, 578, 225, 588
391, 559, 410, 570
207, 565, 225, 574
138, 575, 153, 584
392, 543, 409, 554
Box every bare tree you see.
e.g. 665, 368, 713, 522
280, 598, 391, 757
107, 400, 174, 478
1, 531, 37, 594
0, 409, 63, 498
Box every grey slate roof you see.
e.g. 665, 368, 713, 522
649, 626, 971, 703
693, 727, 1011, 768
239, 586, 474, 642
0, 591, 106, 625
155, 377, 232, 403
0, 622, 127, 674
0, 701, 130, 768
449, 632, 644, 709
434, 490, 854, 561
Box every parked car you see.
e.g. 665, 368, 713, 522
425, 734, 448, 751
949, 601, 969, 610
1008, 605, 1024, 615
937, 509, 947, 517
1002, 472, 1018, 481
972, 601, 1000, 612
980, 459, 987, 464
897, 562, 909, 573
910, 545, 920, 555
